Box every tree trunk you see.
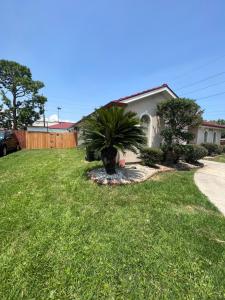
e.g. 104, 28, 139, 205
101, 147, 117, 174
165, 149, 176, 165
12, 93, 17, 130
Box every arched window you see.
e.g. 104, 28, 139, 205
141, 114, 150, 146
204, 131, 208, 143
213, 132, 217, 144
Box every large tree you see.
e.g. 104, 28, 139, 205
0, 60, 47, 129
82, 106, 146, 174
157, 98, 203, 163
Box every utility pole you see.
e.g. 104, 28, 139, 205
57, 106, 62, 123
43, 104, 46, 127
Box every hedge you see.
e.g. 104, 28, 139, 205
139, 147, 163, 167
183, 144, 208, 163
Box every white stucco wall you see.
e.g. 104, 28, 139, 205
124, 93, 166, 147
196, 126, 222, 145
119, 91, 172, 163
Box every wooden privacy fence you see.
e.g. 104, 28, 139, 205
14, 131, 77, 149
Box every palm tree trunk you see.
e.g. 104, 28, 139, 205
101, 147, 117, 174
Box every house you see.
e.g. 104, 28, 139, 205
48, 122, 76, 133
190, 121, 225, 145
28, 122, 76, 133
76, 84, 225, 162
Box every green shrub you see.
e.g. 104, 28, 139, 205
201, 143, 218, 156
160, 144, 186, 164
183, 144, 208, 163
139, 147, 163, 167
216, 145, 225, 154
221, 145, 225, 153
201, 143, 220, 156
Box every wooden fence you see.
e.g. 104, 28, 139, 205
14, 131, 77, 149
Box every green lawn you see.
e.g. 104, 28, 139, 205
210, 154, 225, 163
0, 149, 225, 299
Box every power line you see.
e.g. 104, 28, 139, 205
179, 80, 225, 96
46, 102, 95, 108
197, 91, 225, 100
204, 112, 225, 115
176, 71, 225, 91
203, 110, 225, 113
171, 54, 225, 81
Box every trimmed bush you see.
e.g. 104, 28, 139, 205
139, 147, 163, 167
201, 143, 220, 156
160, 144, 186, 164
183, 144, 208, 163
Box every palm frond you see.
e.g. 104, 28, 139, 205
82, 106, 146, 153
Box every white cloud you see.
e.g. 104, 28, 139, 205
36, 114, 75, 124
48, 114, 58, 122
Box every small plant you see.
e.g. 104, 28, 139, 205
139, 147, 163, 167
201, 143, 220, 156
183, 144, 208, 163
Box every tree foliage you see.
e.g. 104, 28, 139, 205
82, 106, 146, 174
157, 98, 203, 163
0, 60, 47, 129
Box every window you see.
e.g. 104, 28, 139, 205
204, 131, 208, 143
140, 114, 150, 145
213, 132, 217, 144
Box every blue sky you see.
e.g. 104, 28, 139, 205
1, 0, 225, 122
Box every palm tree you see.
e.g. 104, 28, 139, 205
82, 106, 146, 174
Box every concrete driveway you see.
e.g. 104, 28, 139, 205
194, 160, 225, 216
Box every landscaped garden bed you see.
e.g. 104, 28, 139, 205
88, 163, 172, 185
88, 161, 204, 185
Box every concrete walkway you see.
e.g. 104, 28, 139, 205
194, 160, 225, 216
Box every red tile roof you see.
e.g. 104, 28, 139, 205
76, 83, 177, 124
201, 121, 225, 129
105, 83, 177, 107
48, 122, 75, 129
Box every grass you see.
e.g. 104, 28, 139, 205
0, 149, 225, 299
209, 154, 225, 163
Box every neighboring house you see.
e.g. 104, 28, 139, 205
76, 83, 225, 162
190, 121, 225, 145
27, 126, 48, 132
27, 120, 58, 132
28, 122, 76, 133
48, 122, 76, 133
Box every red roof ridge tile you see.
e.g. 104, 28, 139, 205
110, 83, 177, 103
202, 120, 225, 129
